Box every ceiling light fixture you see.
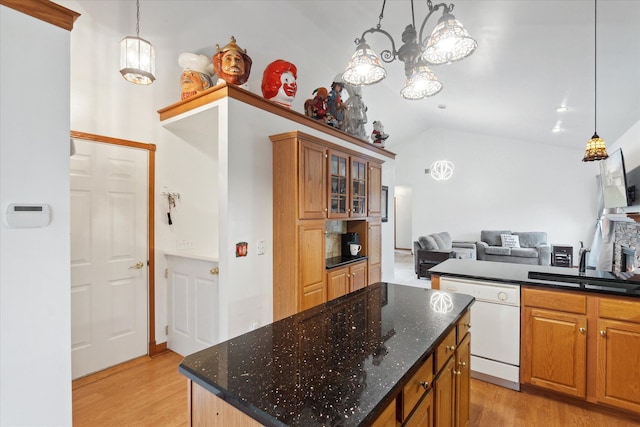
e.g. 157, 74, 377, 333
582, 0, 607, 162
343, 0, 477, 100
430, 104, 454, 180
120, 0, 155, 85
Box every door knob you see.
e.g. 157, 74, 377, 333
129, 261, 144, 269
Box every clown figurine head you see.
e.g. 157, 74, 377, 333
261, 60, 298, 108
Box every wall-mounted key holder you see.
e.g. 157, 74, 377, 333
162, 191, 180, 225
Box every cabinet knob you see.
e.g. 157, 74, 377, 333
324, 208, 327, 212
418, 381, 429, 390
453, 370, 462, 376
446, 345, 456, 352
579, 327, 586, 334
210, 267, 219, 275
464, 323, 471, 328
600, 330, 606, 337
458, 361, 466, 367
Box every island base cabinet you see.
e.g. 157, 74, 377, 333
189, 380, 262, 427
404, 390, 434, 427
434, 357, 455, 427
596, 316, 640, 413
455, 333, 471, 427
371, 398, 397, 427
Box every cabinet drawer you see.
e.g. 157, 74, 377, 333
402, 354, 434, 421
457, 310, 471, 343
598, 297, 640, 323
523, 287, 587, 314
435, 327, 457, 374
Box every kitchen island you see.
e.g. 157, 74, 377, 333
179, 282, 474, 426
430, 259, 640, 417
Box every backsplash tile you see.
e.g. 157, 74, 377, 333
613, 221, 640, 273
325, 220, 347, 258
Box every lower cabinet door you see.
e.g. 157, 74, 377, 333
435, 357, 455, 427
371, 398, 396, 427
405, 389, 434, 427
596, 318, 640, 413
455, 333, 471, 427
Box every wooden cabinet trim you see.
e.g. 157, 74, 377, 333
1, 0, 80, 31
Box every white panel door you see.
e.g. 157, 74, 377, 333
166, 255, 219, 356
70, 140, 148, 379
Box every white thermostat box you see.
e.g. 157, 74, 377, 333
5, 204, 51, 228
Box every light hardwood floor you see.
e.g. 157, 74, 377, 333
72, 350, 640, 426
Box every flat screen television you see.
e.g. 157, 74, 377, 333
600, 149, 630, 208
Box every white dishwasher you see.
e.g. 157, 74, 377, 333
440, 276, 521, 391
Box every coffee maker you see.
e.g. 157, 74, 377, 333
342, 232, 360, 258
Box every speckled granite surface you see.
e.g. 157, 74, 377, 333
430, 259, 640, 297
179, 283, 474, 426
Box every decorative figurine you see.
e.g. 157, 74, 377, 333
371, 121, 389, 147
178, 52, 215, 100
327, 74, 347, 130
213, 36, 252, 87
344, 83, 368, 140
304, 87, 329, 122
261, 59, 298, 108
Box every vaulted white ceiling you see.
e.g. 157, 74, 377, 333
64, 0, 640, 152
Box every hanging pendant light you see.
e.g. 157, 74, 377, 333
430, 104, 454, 180
582, 0, 607, 162
120, 0, 155, 85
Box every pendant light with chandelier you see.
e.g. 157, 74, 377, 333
120, 0, 156, 85
342, 0, 477, 100
430, 104, 454, 181
582, 0, 607, 162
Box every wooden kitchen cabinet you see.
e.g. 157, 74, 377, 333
435, 356, 455, 427
299, 221, 327, 312
521, 287, 587, 398
327, 260, 367, 300
368, 220, 382, 285
271, 131, 384, 320
455, 312, 471, 427
521, 286, 640, 416
328, 150, 368, 219
368, 162, 382, 218
595, 297, 640, 414
298, 139, 327, 219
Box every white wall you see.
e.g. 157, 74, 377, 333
0, 6, 72, 426
394, 127, 600, 252
395, 186, 414, 249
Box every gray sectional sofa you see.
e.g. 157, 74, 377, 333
475, 230, 551, 266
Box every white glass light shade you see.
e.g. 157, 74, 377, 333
343, 42, 387, 86
422, 13, 477, 65
400, 64, 442, 99
430, 160, 454, 180
120, 36, 156, 85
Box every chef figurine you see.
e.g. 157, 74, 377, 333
178, 53, 215, 100
371, 120, 389, 147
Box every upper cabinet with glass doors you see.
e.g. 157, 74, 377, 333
328, 151, 368, 219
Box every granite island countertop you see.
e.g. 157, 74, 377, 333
430, 259, 640, 297
179, 282, 474, 426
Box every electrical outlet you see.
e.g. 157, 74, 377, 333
257, 239, 265, 255
176, 239, 194, 250
250, 321, 259, 330
165, 325, 169, 335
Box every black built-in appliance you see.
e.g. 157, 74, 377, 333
342, 232, 360, 258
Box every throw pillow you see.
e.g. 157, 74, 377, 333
501, 234, 520, 248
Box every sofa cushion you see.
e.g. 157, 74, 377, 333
514, 232, 547, 248
418, 235, 438, 250
501, 234, 520, 248
511, 247, 539, 258
485, 246, 511, 256
481, 230, 511, 247
432, 232, 453, 250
